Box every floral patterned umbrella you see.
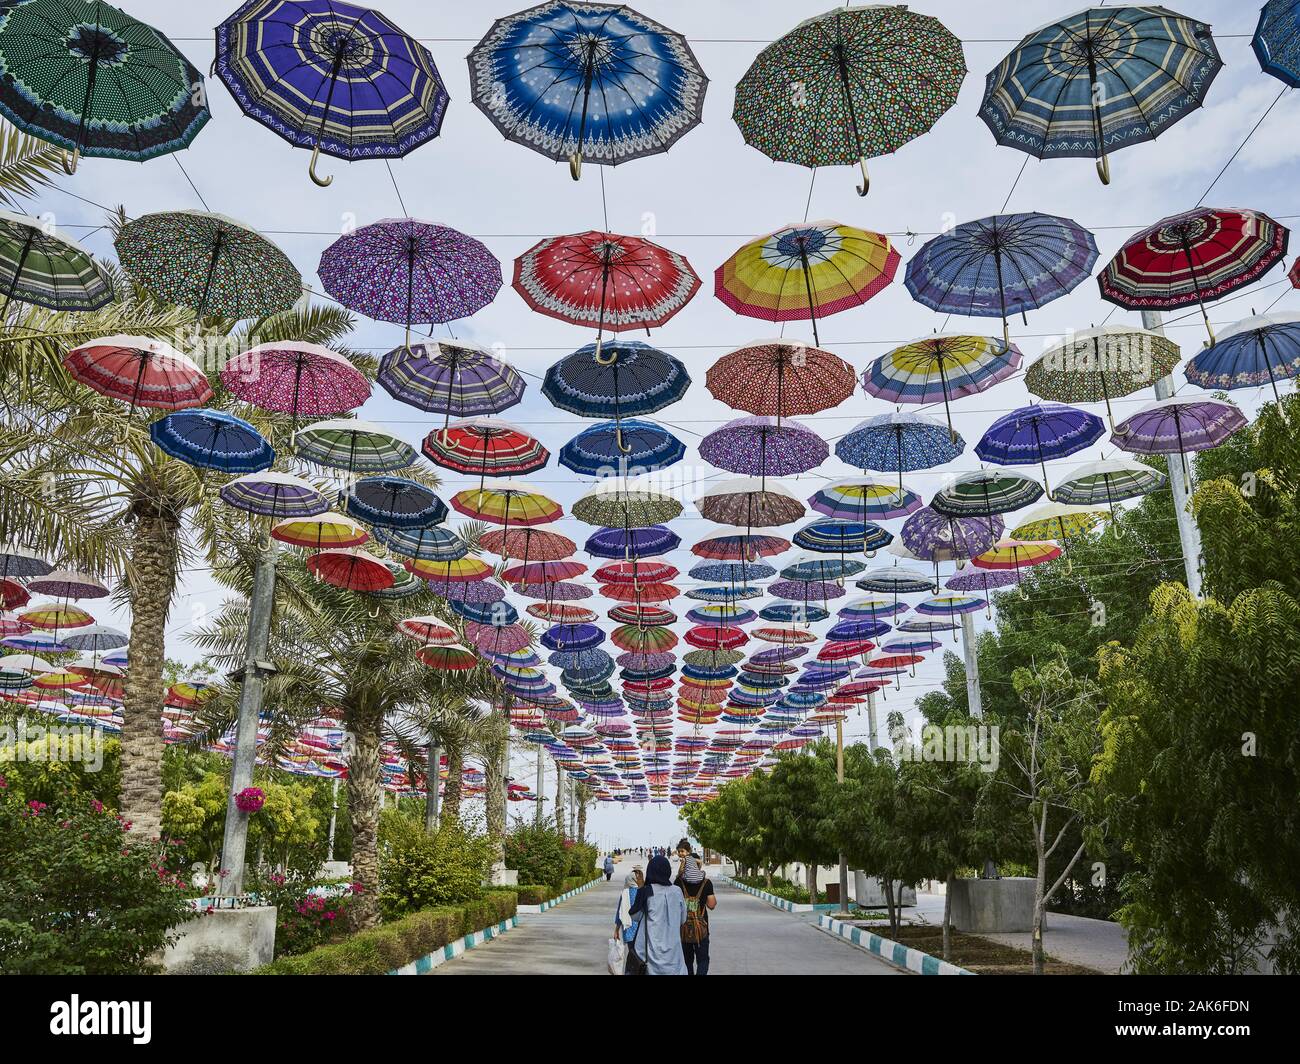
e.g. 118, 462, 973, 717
221, 342, 370, 422
1185, 312, 1300, 401
699, 416, 827, 486
901, 507, 1003, 564
0, 209, 112, 313
1254, 0, 1300, 87
573, 481, 683, 528
733, 5, 964, 195
377, 339, 525, 417
1010, 502, 1107, 543
835, 410, 964, 492
480, 527, 575, 563
705, 339, 855, 420
63, 335, 212, 414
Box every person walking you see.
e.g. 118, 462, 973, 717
676, 855, 716, 975
614, 866, 645, 975
628, 854, 686, 975
603, 854, 615, 881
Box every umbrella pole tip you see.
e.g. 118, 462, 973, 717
62, 148, 80, 175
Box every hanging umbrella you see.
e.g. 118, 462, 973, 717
417, 645, 478, 671
781, 556, 865, 583
901, 507, 1003, 563
769, 579, 845, 604
1025, 325, 1182, 427
480, 527, 574, 562
971, 540, 1063, 587
611, 625, 678, 654
450, 600, 519, 627
1, 580, 31, 611
1099, 208, 1289, 341
272, 512, 369, 550
1011, 502, 1107, 543
422, 417, 547, 486
222, 342, 370, 424
904, 212, 1098, 342
1111, 396, 1247, 475
705, 340, 855, 419
835, 411, 964, 491
688, 561, 776, 583
572, 481, 683, 528
838, 596, 908, 621
215, 0, 449, 187
751, 625, 816, 647
542, 340, 689, 453
451, 483, 562, 527
976, 403, 1105, 498
585, 525, 681, 560
699, 416, 827, 486
687, 585, 760, 603
716, 221, 899, 345
347, 476, 447, 529
428, 577, 508, 603
0, 0, 210, 172
601, 581, 678, 604
0, 545, 52, 583
697, 479, 804, 528
502, 560, 587, 585
759, 602, 828, 624
294, 418, 415, 474
25, 570, 108, 600
532, 603, 598, 624
116, 210, 302, 319
863, 333, 1022, 437
307, 548, 394, 592
560, 420, 684, 477
855, 566, 936, 595
397, 613, 465, 646
1185, 312, 1300, 401
0, 210, 112, 314
608, 604, 675, 626
946, 567, 1020, 603
691, 529, 789, 561
62, 336, 212, 413
980, 7, 1222, 184
685, 626, 748, 651
514, 579, 588, 601
1254, 0, 1300, 86
1052, 458, 1168, 515
406, 557, 494, 582
319, 219, 502, 347
221, 471, 329, 518
372, 524, 464, 560
794, 518, 892, 556
150, 409, 273, 473
931, 469, 1043, 518
733, 5, 964, 195
683, 605, 755, 628
468, 1, 707, 179
594, 561, 678, 586
513, 231, 698, 357
20, 603, 94, 630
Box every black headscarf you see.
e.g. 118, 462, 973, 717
629, 854, 673, 916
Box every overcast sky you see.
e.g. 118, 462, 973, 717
47, 1, 1299, 846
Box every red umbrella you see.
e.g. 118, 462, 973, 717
706, 340, 856, 419
220, 341, 370, 421
501, 559, 586, 584
396, 615, 459, 646
422, 417, 548, 488
479, 528, 575, 562
307, 549, 394, 592
684, 626, 747, 650
526, 602, 597, 623
600, 581, 679, 603
513, 231, 700, 359
817, 639, 876, 661
607, 605, 676, 625
1, 578, 30, 611
63, 336, 213, 413
593, 560, 679, 585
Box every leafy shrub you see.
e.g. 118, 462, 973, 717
733, 874, 823, 904
565, 840, 599, 879
378, 811, 493, 919
0, 782, 196, 974
503, 819, 569, 887
258, 872, 362, 957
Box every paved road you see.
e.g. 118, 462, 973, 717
436, 871, 901, 976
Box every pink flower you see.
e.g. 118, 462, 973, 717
235, 787, 265, 813
90, 799, 103, 813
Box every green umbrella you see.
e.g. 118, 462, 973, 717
733, 5, 965, 195
571, 481, 683, 528
292, 418, 416, 475
0, 208, 112, 315
115, 210, 301, 320
930, 469, 1044, 519
0, 0, 210, 174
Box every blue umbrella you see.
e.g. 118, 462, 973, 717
450, 600, 518, 626
1254, 0, 1300, 86
904, 212, 1098, 341
980, 7, 1222, 184
1185, 312, 1300, 401
975, 403, 1104, 498
467, 1, 707, 180
346, 476, 448, 529
585, 524, 681, 560
827, 618, 891, 641
686, 585, 761, 603
793, 519, 892, 555
685, 605, 758, 626
541, 622, 604, 652
560, 418, 685, 476
150, 409, 273, 472
372, 524, 466, 561
781, 557, 866, 582
687, 562, 776, 583
836, 411, 963, 488
759, 602, 828, 624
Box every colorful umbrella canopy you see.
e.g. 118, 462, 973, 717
407, 557, 494, 582
976, 403, 1105, 495
697, 480, 804, 528
1052, 458, 1167, 509
946, 567, 1020, 596
1099, 208, 1289, 341
585, 525, 681, 560
307, 548, 394, 592
904, 212, 1098, 341
1254, 0, 1300, 86
480, 527, 574, 562
781, 556, 865, 582
855, 565, 936, 594
810, 479, 920, 523
417, 645, 478, 671
532, 603, 597, 623
1011, 502, 1107, 542
705, 339, 855, 419
732, 4, 964, 194
572, 482, 683, 528
150, 409, 273, 473
688, 561, 775, 583
793, 519, 892, 555
221, 471, 328, 518
611, 625, 677, 654
215, 0, 449, 186
1025, 325, 1181, 426
608, 604, 675, 626
600, 581, 678, 604
691, 529, 789, 561
25, 569, 108, 600
222, 342, 370, 420
759, 602, 828, 624
1185, 312, 1300, 401
980, 6, 1221, 183
0, 0, 209, 171
971, 539, 1063, 573
901, 507, 1003, 563
347, 476, 447, 529
594, 560, 678, 586
863, 334, 1022, 435
0, 546, 52, 583
451, 484, 562, 527
699, 416, 827, 485
685, 626, 747, 651
1111, 397, 1247, 463
560, 420, 684, 477
931, 469, 1043, 518
835, 411, 964, 488
422, 418, 548, 483
319, 219, 502, 342
272, 512, 369, 550
373, 524, 464, 560
468, 1, 707, 179
294, 419, 415, 474
116, 210, 302, 319
378, 339, 525, 417
0, 209, 112, 312
20, 603, 93, 630
716, 221, 899, 345
502, 559, 586, 584
62, 336, 211, 413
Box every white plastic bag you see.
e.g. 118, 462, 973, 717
606, 936, 627, 975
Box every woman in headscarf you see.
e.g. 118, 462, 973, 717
627, 854, 687, 975
614, 866, 644, 974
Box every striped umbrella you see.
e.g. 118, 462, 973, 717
62, 336, 212, 413
608, 605, 676, 626
372, 525, 464, 561
706, 340, 856, 419
20, 603, 93, 630
794, 519, 892, 556
611, 625, 678, 654
933, 468, 1045, 519
422, 418, 548, 487
406, 557, 493, 582
347, 476, 447, 529
809, 479, 920, 522
501, 560, 586, 585
1111, 396, 1247, 478
594, 561, 678, 586
221, 471, 328, 518
451, 484, 562, 527
716, 221, 899, 345
1052, 458, 1168, 517
272, 512, 369, 550
215, 0, 449, 187
0, 209, 112, 314
150, 410, 273, 473
971, 540, 1063, 588
1099, 208, 1289, 341
836, 411, 964, 490
1185, 312, 1300, 401
863, 333, 1022, 436
294, 419, 415, 474
377, 339, 525, 418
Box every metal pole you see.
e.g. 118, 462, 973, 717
961, 611, 983, 719
425, 739, 441, 832
866, 689, 879, 751
1141, 309, 1203, 597
835, 719, 850, 915
535, 750, 544, 826
219, 540, 278, 897
326, 777, 339, 863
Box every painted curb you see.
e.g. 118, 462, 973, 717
517, 877, 603, 914
718, 875, 837, 913
388, 916, 519, 975
816, 914, 975, 976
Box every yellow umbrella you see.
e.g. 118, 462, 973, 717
404, 556, 494, 582
272, 512, 370, 549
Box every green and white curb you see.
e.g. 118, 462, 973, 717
388, 916, 517, 975
719, 875, 837, 913
816, 914, 975, 975
517, 877, 603, 915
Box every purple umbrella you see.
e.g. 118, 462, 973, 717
319, 219, 502, 347
617, 651, 677, 671
976, 402, 1105, 498
768, 580, 845, 602
377, 339, 525, 419
1112, 397, 1247, 479
426, 578, 506, 603
750, 646, 808, 664
515, 581, 592, 602
220, 472, 329, 519
902, 507, 1003, 565
698, 416, 829, 487
946, 566, 1019, 617
585, 524, 681, 561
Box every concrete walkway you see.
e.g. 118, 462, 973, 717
436, 870, 901, 976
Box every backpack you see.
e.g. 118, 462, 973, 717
681, 879, 710, 944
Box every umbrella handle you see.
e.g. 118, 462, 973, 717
1095, 154, 1110, 186
61, 148, 80, 175
594, 337, 616, 365
855, 158, 869, 197
309, 142, 334, 187
615, 426, 632, 455
569, 151, 582, 181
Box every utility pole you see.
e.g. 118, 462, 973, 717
425, 737, 441, 832
326, 776, 339, 863
1142, 309, 1204, 597
961, 611, 983, 719
834, 718, 850, 916
534, 751, 544, 826
219, 540, 278, 898
866, 688, 880, 750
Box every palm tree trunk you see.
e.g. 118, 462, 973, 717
576, 786, 588, 843
554, 768, 565, 836
346, 707, 383, 929
119, 512, 178, 840
441, 736, 464, 825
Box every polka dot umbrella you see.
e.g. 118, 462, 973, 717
705, 339, 856, 420
221, 342, 370, 426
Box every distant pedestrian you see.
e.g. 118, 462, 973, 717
675, 855, 716, 975
628, 855, 686, 975
603, 854, 615, 881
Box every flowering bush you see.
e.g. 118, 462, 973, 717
259, 872, 361, 957
235, 786, 265, 813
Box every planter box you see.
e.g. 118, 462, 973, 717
162, 906, 277, 974
816, 914, 975, 975
853, 872, 917, 908
388, 916, 518, 974
949, 876, 1037, 933
719, 875, 837, 913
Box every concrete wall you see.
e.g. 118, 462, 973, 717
853, 872, 917, 907
161, 906, 277, 974
949, 877, 1037, 933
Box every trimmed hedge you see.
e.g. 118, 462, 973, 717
504, 876, 599, 906
254, 891, 517, 975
